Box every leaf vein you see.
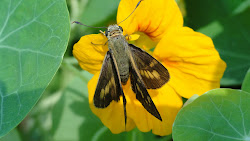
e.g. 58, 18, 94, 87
209, 96, 244, 137
175, 125, 243, 140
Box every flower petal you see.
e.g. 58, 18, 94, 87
117, 0, 183, 42
73, 34, 108, 74
126, 33, 140, 41
88, 73, 183, 135
124, 82, 183, 136
154, 27, 226, 98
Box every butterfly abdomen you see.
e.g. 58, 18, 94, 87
109, 38, 130, 85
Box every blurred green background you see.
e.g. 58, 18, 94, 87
0, 0, 249, 141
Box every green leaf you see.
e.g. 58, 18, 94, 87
242, 68, 250, 93
79, 0, 120, 27
0, 129, 21, 141
69, 0, 120, 27
183, 94, 199, 107
173, 88, 250, 141
184, 0, 250, 85
0, 0, 70, 137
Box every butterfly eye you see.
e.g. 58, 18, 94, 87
118, 26, 123, 32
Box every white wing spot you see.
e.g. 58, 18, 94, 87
150, 60, 157, 67
144, 71, 150, 79
100, 89, 105, 99
147, 96, 151, 103
104, 85, 109, 95
140, 70, 145, 76
152, 70, 160, 79
147, 71, 155, 79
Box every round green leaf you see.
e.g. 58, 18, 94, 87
0, 0, 70, 137
183, 94, 199, 107
242, 68, 250, 93
173, 89, 250, 141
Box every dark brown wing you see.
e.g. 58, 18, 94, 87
94, 51, 127, 125
129, 44, 170, 89
127, 46, 162, 121
94, 51, 123, 108
129, 60, 162, 121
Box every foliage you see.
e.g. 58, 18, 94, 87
0, 0, 249, 140
173, 75, 250, 140
0, 0, 70, 138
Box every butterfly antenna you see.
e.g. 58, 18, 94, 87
72, 21, 107, 29
117, 0, 143, 25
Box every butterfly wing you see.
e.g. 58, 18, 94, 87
127, 46, 162, 121
129, 44, 170, 89
94, 51, 127, 124
129, 65, 162, 121
94, 51, 123, 107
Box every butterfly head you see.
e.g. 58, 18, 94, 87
105, 24, 123, 38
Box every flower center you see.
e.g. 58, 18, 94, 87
128, 31, 157, 54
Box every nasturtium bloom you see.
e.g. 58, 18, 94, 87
73, 0, 226, 136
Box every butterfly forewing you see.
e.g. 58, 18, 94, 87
129, 44, 170, 89
94, 51, 123, 108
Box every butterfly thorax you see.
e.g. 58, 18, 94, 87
106, 25, 130, 85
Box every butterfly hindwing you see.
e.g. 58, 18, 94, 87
128, 47, 162, 121
129, 60, 162, 121
94, 51, 123, 108
129, 44, 170, 89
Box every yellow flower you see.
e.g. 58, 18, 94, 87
73, 0, 226, 136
